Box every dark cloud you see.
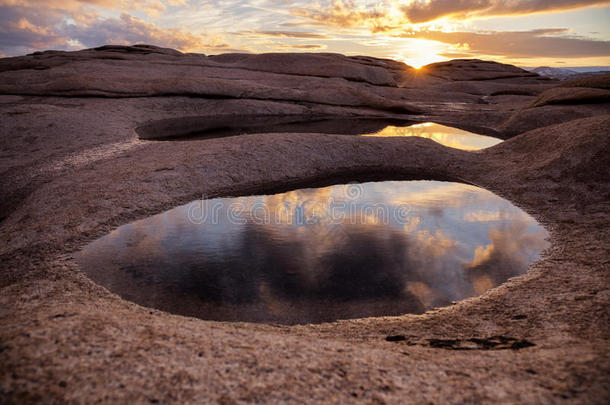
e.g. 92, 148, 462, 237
439, 52, 477, 59
63, 13, 215, 51
4, 0, 169, 16
483, 0, 610, 17
401, 28, 610, 59
0, 6, 67, 54
236, 30, 331, 39
275, 44, 327, 50
401, 0, 610, 23
279, 21, 330, 28
292, 0, 610, 28
401, 0, 492, 23
0, 4, 223, 56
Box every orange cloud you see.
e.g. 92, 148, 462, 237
0, 8, 67, 50
64, 13, 228, 52
0, 0, 168, 16
292, 0, 610, 29
290, 0, 395, 33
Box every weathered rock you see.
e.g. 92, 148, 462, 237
497, 104, 609, 136
0, 47, 422, 114
559, 73, 610, 90
422, 59, 541, 81
207, 52, 412, 86
530, 86, 610, 107
92, 44, 184, 56
435, 81, 549, 96
0, 44, 185, 72
1, 46, 607, 140
0, 46, 609, 404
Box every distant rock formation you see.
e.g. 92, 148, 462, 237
527, 65, 610, 80
529, 66, 578, 79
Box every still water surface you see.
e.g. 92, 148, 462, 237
151, 117, 502, 151
363, 122, 501, 150
77, 181, 548, 324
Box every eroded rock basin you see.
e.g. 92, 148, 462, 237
76, 180, 549, 324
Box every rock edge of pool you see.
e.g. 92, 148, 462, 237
1, 48, 609, 404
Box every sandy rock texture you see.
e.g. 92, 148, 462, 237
0, 45, 609, 403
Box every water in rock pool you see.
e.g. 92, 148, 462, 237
142, 117, 502, 151
362, 122, 501, 150
76, 181, 549, 324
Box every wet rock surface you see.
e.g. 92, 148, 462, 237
385, 335, 536, 350
0, 46, 609, 403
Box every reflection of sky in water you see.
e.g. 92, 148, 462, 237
177, 118, 501, 151
362, 123, 502, 150
77, 181, 548, 325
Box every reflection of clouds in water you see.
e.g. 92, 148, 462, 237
363, 123, 503, 151
108, 222, 426, 323
406, 282, 436, 308
463, 217, 549, 296
403, 216, 421, 233
77, 181, 549, 324
464, 210, 505, 222
237, 223, 417, 302
403, 215, 549, 307
413, 229, 460, 257
231, 186, 335, 225
224, 182, 499, 230
387, 181, 487, 209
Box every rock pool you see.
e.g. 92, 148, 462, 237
76, 180, 549, 324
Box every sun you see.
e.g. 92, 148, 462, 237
391, 38, 448, 68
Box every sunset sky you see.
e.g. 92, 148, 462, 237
1, 0, 609, 68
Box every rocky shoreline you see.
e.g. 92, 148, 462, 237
1, 45, 609, 403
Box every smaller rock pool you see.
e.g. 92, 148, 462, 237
138, 117, 502, 151
362, 122, 501, 150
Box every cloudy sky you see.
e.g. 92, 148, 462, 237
1, 0, 609, 67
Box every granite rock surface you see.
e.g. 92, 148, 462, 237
1, 46, 609, 404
